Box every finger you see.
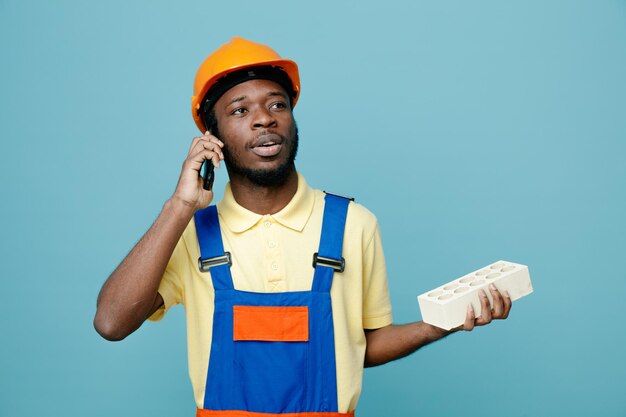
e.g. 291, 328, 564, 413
205, 132, 224, 148
208, 137, 224, 149
489, 284, 504, 317
200, 137, 224, 157
464, 303, 476, 331
191, 139, 224, 161
475, 289, 492, 326
186, 149, 221, 173
207, 149, 222, 169
501, 290, 512, 319
197, 149, 222, 170
187, 136, 204, 156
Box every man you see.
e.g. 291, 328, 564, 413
94, 37, 511, 416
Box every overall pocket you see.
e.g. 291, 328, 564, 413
233, 305, 310, 413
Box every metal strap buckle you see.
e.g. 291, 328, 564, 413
198, 252, 232, 272
312, 253, 345, 273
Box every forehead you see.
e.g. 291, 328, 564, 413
216, 79, 288, 108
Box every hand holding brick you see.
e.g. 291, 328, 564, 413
417, 260, 533, 330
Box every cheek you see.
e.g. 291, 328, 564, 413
218, 123, 245, 153
285, 116, 297, 136
223, 140, 245, 163
215, 115, 241, 142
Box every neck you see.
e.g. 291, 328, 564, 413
228, 168, 299, 215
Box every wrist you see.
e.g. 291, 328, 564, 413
164, 196, 196, 222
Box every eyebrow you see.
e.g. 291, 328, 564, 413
223, 90, 289, 110
224, 95, 246, 109
266, 90, 288, 99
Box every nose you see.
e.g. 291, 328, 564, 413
251, 107, 277, 129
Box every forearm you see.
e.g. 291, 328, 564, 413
364, 287, 514, 366
364, 322, 455, 367
94, 197, 194, 341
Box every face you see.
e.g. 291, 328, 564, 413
213, 78, 298, 187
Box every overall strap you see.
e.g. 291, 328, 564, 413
194, 205, 234, 291
312, 193, 352, 293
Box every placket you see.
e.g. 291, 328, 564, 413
261, 214, 286, 292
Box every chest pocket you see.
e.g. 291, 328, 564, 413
233, 305, 309, 342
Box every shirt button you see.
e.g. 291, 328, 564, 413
264, 221, 272, 228
268, 241, 276, 248
271, 263, 279, 271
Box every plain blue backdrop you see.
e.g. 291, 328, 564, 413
1, 1, 625, 416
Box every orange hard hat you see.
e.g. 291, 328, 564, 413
191, 37, 301, 133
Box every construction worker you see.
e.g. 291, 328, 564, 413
94, 37, 512, 416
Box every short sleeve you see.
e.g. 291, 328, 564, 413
361, 223, 393, 329
147, 234, 186, 322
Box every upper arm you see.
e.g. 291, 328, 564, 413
147, 234, 188, 322
362, 223, 393, 329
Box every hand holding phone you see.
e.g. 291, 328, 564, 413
173, 131, 223, 211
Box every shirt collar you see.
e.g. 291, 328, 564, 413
217, 172, 315, 233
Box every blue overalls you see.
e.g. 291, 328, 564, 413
194, 193, 354, 417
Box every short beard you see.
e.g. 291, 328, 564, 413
224, 127, 299, 187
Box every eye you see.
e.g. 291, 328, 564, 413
270, 101, 287, 110
231, 107, 247, 115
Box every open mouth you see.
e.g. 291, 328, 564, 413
251, 134, 283, 157
251, 143, 283, 157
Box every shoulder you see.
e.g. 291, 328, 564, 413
346, 198, 379, 244
347, 199, 377, 225
312, 188, 380, 243
313, 188, 377, 221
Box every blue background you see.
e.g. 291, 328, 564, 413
1, 1, 625, 416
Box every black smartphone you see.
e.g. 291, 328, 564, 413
201, 159, 215, 191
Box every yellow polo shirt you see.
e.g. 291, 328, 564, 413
150, 172, 392, 413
